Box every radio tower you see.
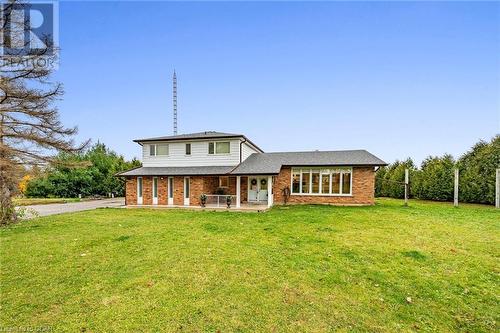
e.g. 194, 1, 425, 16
173, 70, 178, 135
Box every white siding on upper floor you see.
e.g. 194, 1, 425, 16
241, 141, 260, 161
142, 139, 241, 167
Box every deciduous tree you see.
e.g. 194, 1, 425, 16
1, 0, 86, 224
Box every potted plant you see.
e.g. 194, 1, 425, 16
226, 195, 232, 209
200, 194, 207, 207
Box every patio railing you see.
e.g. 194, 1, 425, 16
204, 194, 237, 208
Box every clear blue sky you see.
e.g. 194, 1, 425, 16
54, 1, 500, 165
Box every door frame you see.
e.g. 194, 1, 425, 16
167, 177, 174, 205
183, 177, 190, 206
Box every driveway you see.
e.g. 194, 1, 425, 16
21, 198, 125, 218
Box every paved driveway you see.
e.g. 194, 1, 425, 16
21, 198, 125, 218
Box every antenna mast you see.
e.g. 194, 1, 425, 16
173, 70, 178, 135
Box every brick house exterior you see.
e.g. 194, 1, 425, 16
118, 131, 386, 209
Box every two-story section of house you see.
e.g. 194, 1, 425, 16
118, 131, 386, 209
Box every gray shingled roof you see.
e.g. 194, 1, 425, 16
117, 166, 234, 177
134, 131, 243, 142
230, 150, 387, 175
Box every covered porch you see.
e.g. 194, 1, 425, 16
199, 175, 274, 209
121, 171, 274, 209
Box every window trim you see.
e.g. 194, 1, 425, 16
208, 141, 231, 155
289, 167, 353, 196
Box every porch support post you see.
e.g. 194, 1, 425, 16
236, 176, 241, 208
267, 176, 273, 208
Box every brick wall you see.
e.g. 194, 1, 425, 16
125, 177, 137, 205
158, 177, 168, 205
273, 167, 375, 205
173, 176, 184, 205
142, 176, 153, 205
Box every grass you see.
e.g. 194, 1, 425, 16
0, 198, 498, 332
13, 197, 81, 206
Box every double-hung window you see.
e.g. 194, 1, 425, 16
208, 141, 230, 154
291, 167, 352, 195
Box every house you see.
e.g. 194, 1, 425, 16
117, 131, 386, 209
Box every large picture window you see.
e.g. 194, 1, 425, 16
291, 167, 352, 196
208, 141, 230, 154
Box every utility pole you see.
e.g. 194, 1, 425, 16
496, 169, 499, 209
404, 169, 409, 206
454, 168, 459, 207
173, 70, 178, 135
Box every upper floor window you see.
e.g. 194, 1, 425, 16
149, 144, 168, 156
208, 141, 230, 154
185, 143, 191, 155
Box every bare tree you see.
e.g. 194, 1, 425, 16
1, 0, 87, 224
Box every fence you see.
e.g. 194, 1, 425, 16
378, 168, 500, 208
205, 194, 237, 208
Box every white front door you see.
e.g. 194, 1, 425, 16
184, 177, 190, 206
167, 177, 174, 205
137, 177, 143, 205
152, 177, 158, 205
248, 177, 268, 202
258, 177, 268, 201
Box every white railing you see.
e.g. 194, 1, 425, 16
204, 194, 237, 208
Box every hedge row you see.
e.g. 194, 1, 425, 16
375, 135, 500, 205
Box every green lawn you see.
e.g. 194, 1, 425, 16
13, 197, 81, 206
1, 199, 498, 332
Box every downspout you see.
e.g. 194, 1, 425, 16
239, 138, 247, 163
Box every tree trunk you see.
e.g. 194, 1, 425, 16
0, 178, 16, 225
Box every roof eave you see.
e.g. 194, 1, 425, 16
133, 134, 242, 143
281, 163, 388, 167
